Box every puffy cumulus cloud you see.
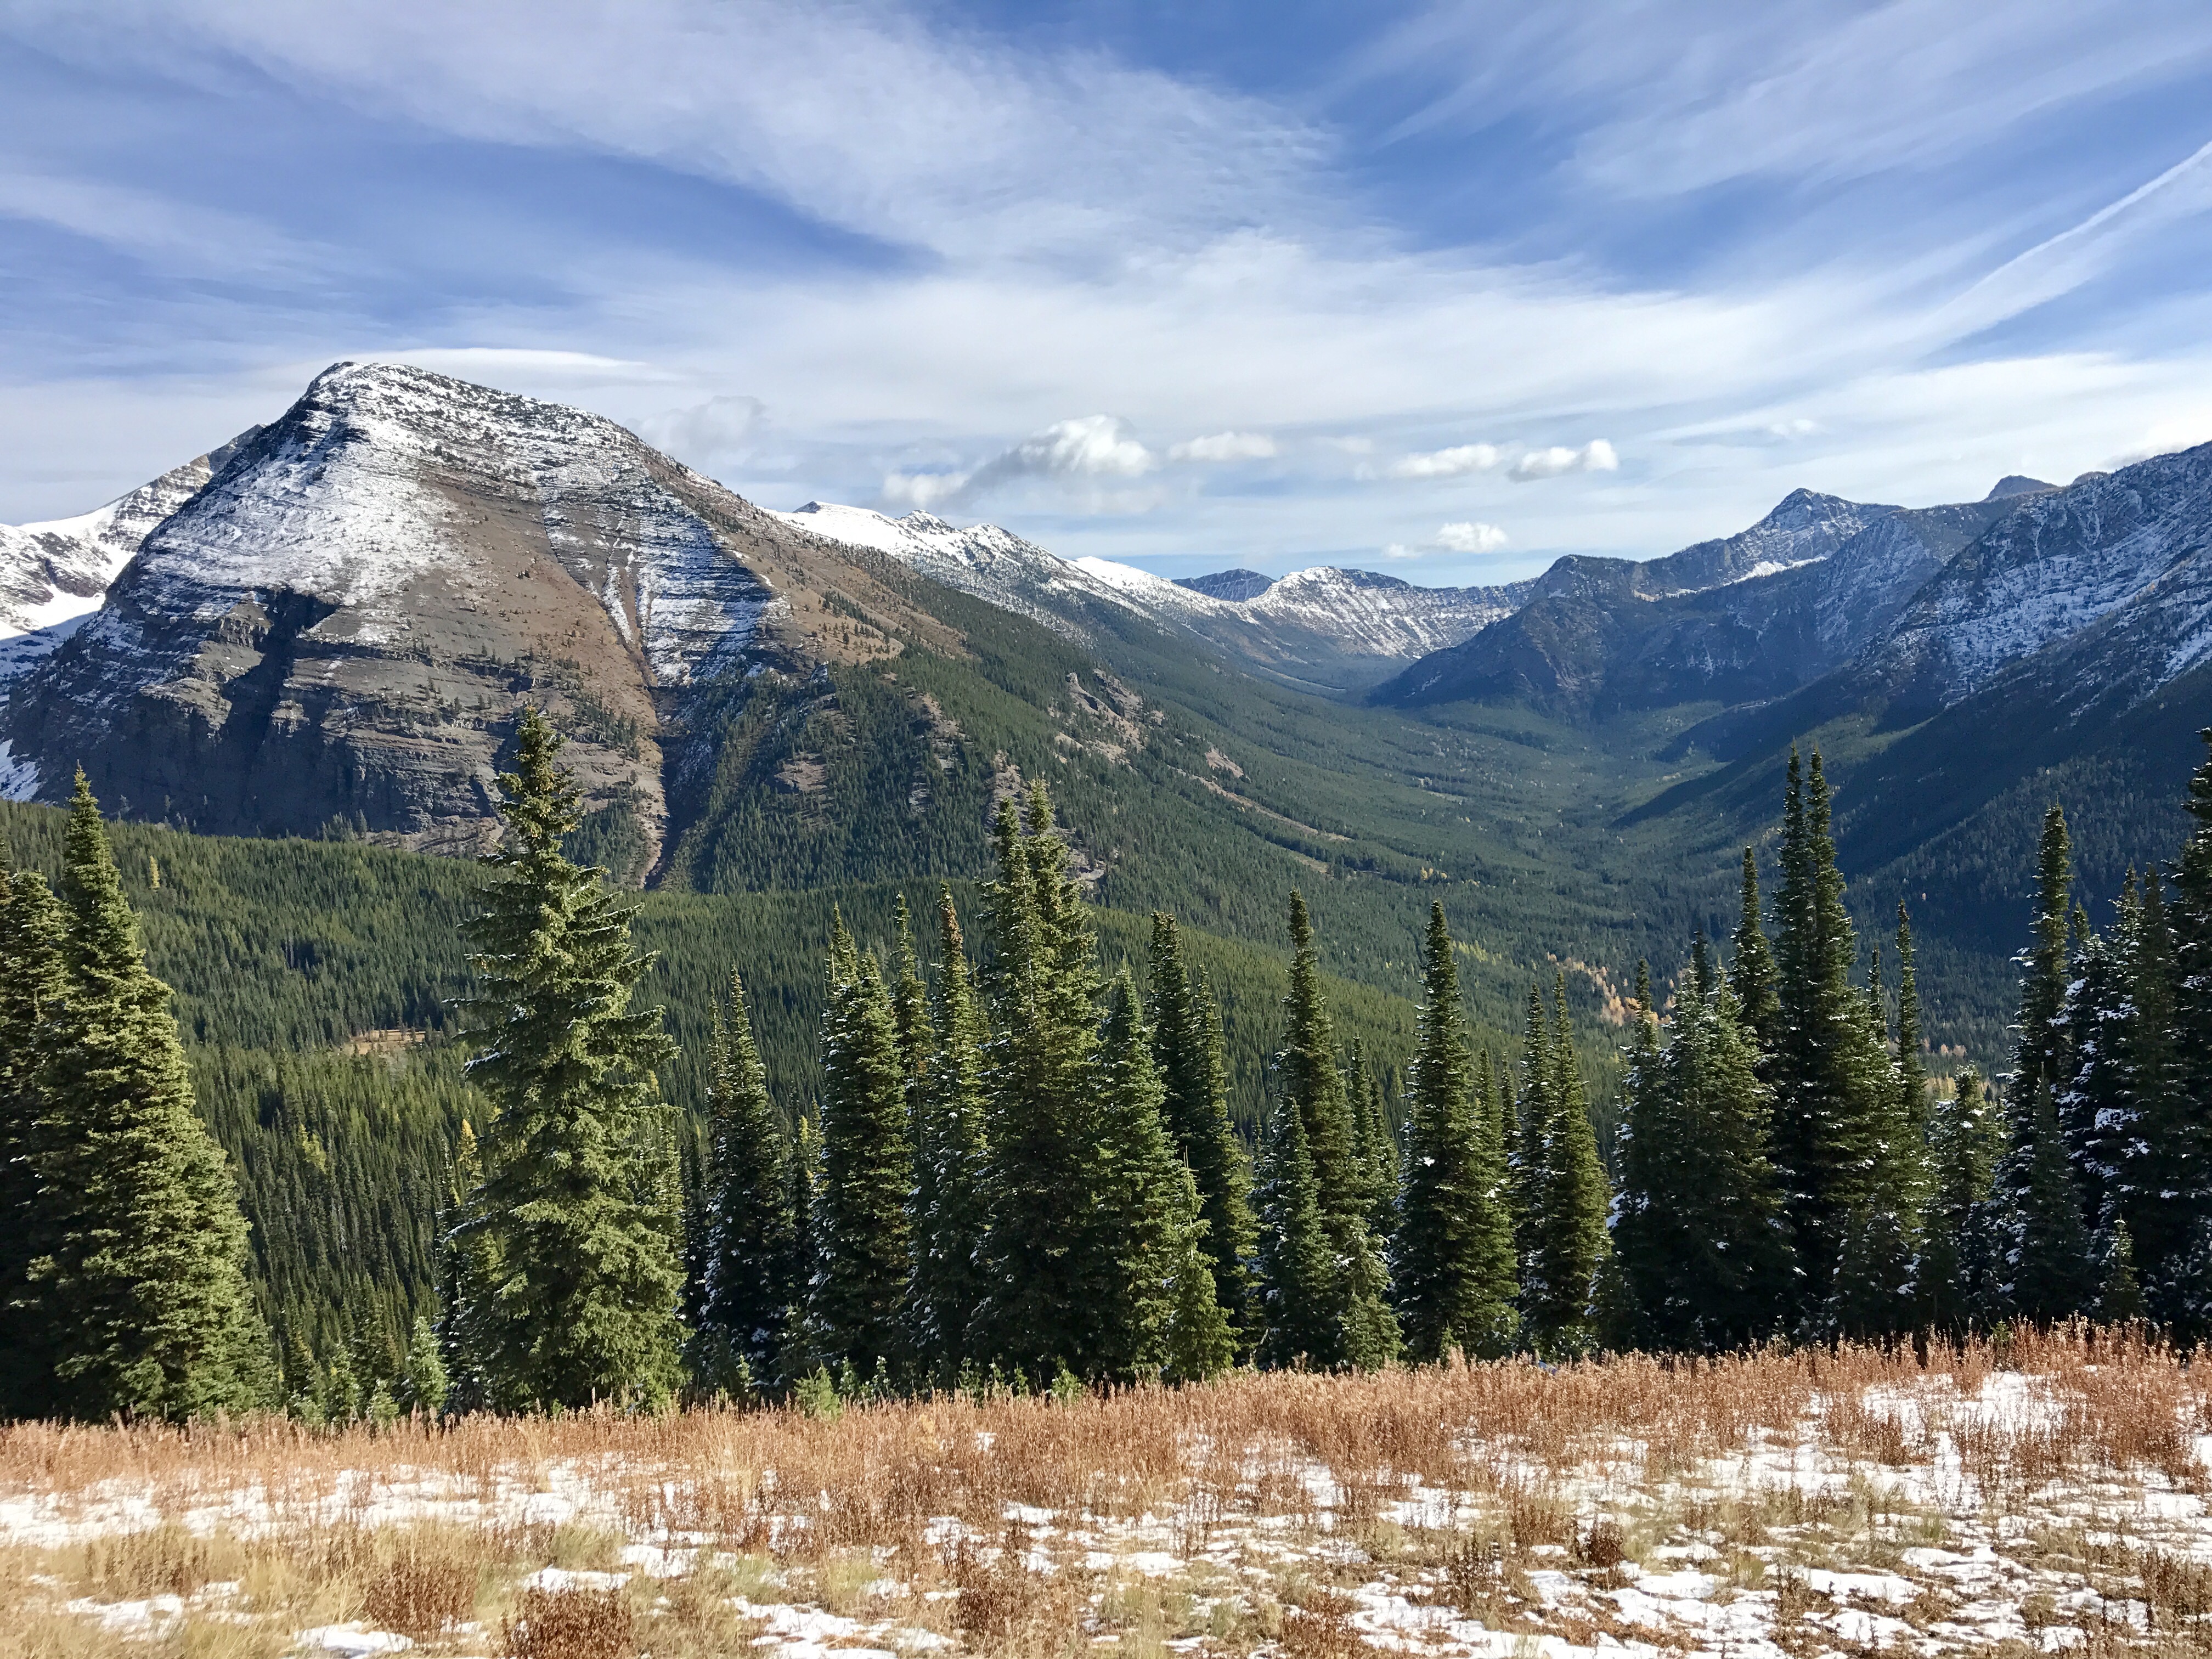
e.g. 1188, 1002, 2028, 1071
883, 414, 1157, 510
1435, 520, 1508, 554
638, 394, 769, 465
1385, 442, 1502, 479
1169, 430, 1277, 462
1509, 439, 1618, 481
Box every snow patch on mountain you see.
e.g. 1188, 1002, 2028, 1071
0, 739, 35, 802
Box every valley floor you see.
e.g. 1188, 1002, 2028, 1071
2, 1331, 2208, 1658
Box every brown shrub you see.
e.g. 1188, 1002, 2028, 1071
362, 1548, 476, 1639
502, 1588, 635, 1659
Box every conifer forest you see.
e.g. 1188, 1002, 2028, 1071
4, 708, 2209, 1426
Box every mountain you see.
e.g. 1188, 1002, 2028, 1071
775, 500, 1526, 692
1986, 474, 2056, 501
0, 362, 967, 864
0, 428, 262, 680
1692, 441, 2212, 759
1373, 488, 1933, 714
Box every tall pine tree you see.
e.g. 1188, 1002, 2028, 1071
909, 889, 991, 1381
811, 914, 914, 1376
696, 969, 796, 1392
1392, 901, 1518, 1361
2162, 731, 2212, 1336
1266, 892, 1397, 1369
1521, 973, 1609, 1353
0, 843, 68, 1418
458, 710, 684, 1410
1147, 914, 1259, 1353
32, 773, 268, 1419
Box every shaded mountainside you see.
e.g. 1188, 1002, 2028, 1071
1372, 489, 1938, 714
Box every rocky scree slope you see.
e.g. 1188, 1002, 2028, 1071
0, 362, 963, 868
777, 500, 1528, 693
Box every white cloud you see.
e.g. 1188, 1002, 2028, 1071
1381, 542, 1419, 560
1386, 442, 1502, 479
883, 414, 1156, 511
1169, 431, 1277, 462
638, 394, 769, 464
1435, 520, 1508, 554
2101, 417, 2212, 471
1509, 439, 1618, 481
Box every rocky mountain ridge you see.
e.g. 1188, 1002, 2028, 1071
775, 499, 1526, 692
0, 362, 966, 866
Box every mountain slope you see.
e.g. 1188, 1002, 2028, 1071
0, 430, 262, 679
776, 499, 1527, 693
0, 362, 963, 862
1374, 489, 1920, 714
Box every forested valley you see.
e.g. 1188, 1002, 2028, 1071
4, 701, 2209, 1423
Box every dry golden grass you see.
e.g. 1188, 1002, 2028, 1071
0, 1325, 2204, 1655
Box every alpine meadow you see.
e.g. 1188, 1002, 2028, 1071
4, 5, 2212, 1655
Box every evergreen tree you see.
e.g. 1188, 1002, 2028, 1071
1267, 892, 1397, 1369
811, 914, 913, 1376
1510, 985, 1551, 1291
1731, 847, 1782, 1070
437, 1119, 496, 1414
1993, 1079, 2094, 1322
0, 845, 68, 1418
1254, 1090, 1336, 1368
1392, 901, 1518, 1361
696, 969, 796, 1392
2097, 1222, 2147, 1323
399, 1316, 449, 1415
1767, 749, 1901, 1327
1522, 973, 1609, 1353
909, 889, 991, 1381
975, 786, 1102, 1377
1345, 1037, 1397, 1235
1085, 972, 1200, 1381
2159, 731, 2212, 1335
1161, 1162, 1237, 1384
1830, 940, 1920, 1339
2013, 805, 2078, 1094
30, 773, 267, 1419
457, 710, 684, 1411
1921, 1070, 2004, 1333
888, 896, 936, 1080
1894, 906, 1930, 1165
1612, 953, 1790, 1352
786, 1114, 823, 1365
1146, 915, 1259, 1352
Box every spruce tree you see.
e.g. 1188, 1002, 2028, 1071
436, 1119, 497, 1414
1510, 985, 1551, 1293
1731, 848, 1782, 1070
1345, 1038, 1398, 1235
1161, 1161, 1237, 1384
975, 786, 1102, 1377
1268, 891, 1397, 1369
1254, 1090, 1335, 1368
1522, 973, 1609, 1354
2014, 806, 2078, 1095
910, 889, 991, 1381
1613, 953, 1790, 1351
1146, 915, 1259, 1352
1767, 749, 1901, 1327
0, 847, 68, 1418
812, 915, 913, 1376
696, 969, 795, 1392
2160, 731, 2212, 1336
1392, 901, 1518, 1361
1831, 939, 1921, 1340
1085, 972, 1200, 1381
1921, 1070, 2004, 1333
458, 710, 684, 1410
1994, 1079, 2094, 1322
32, 773, 268, 1419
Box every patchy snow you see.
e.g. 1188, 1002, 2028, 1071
0, 739, 37, 802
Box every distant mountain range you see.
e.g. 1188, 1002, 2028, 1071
3, 359, 2204, 1032
771, 500, 1525, 693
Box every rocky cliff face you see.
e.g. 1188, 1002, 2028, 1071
0, 363, 958, 870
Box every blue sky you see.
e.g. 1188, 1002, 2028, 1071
3, 1, 2211, 583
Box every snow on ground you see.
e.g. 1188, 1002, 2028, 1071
1, 1363, 2206, 1656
